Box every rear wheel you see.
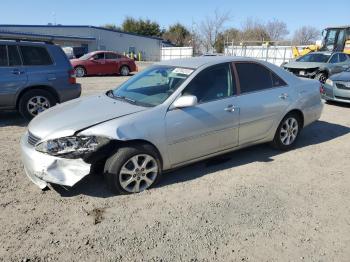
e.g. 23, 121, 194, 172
104, 144, 162, 194
271, 113, 301, 150
18, 89, 57, 120
75, 66, 86, 77
315, 72, 327, 83
120, 65, 130, 76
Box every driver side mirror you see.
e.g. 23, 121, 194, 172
173, 95, 198, 108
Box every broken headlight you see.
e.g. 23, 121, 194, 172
35, 136, 110, 158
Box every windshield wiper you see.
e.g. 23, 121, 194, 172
114, 94, 137, 104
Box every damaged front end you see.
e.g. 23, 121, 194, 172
285, 67, 319, 78
20, 131, 111, 189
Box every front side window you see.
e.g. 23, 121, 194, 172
329, 54, 339, 64
236, 63, 285, 94
8, 45, 21, 66
338, 53, 348, 62
111, 66, 193, 107
93, 53, 105, 60
182, 63, 234, 103
20, 46, 52, 66
0, 45, 7, 66
105, 53, 119, 59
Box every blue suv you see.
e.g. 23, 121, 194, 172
0, 39, 81, 120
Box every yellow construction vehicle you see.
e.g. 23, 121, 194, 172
293, 26, 350, 58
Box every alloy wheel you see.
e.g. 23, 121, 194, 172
75, 67, 85, 77
119, 154, 158, 193
280, 117, 299, 146
27, 96, 51, 116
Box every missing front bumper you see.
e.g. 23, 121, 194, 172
20, 132, 91, 189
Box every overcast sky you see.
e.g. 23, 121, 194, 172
1, 0, 349, 35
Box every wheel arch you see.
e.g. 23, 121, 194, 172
88, 138, 164, 172
285, 109, 305, 128
16, 85, 60, 109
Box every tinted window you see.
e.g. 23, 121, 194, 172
338, 53, 348, 62
20, 46, 52, 66
236, 63, 284, 93
105, 53, 119, 59
329, 54, 339, 63
182, 63, 234, 103
0, 45, 7, 66
93, 53, 105, 60
8, 45, 21, 66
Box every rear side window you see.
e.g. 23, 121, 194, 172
8, 45, 22, 66
236, 63, 286, 94
0, 45, 7, 66
20, 46, 53, 66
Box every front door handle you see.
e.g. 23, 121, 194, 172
224, 105, 236, 112
279, 93, 289, 100
11, 69, 25, 75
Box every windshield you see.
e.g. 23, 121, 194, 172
79, 53, 92, 60
296, 53, 331, 63
111, 66, 194, 107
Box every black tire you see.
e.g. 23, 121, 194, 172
18, 89, 57, 121
74, 66, 86, 77
119, 65, 130, 76
104, 143, 162, 194
271, 112, 301, 150
315, 72, 328, 84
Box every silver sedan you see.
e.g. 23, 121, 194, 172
21, 57, 323, 194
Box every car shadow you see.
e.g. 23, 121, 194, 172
0, 111, 27, 127
52, 120, 350, 198
325, 100, 350, 108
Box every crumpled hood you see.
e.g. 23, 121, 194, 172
28, 94, 147, 139
330, 71, 350, 81
284, 61, 326, 70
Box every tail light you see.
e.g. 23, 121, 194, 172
68, 69, 76, 84
320, 84, 325, 94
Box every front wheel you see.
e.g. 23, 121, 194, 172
74, 66, 86, 77
271, 113, 301, 150
104, 144, 162, 194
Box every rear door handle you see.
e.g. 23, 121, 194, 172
279, 93, 289, 100
224, 104, 237, 112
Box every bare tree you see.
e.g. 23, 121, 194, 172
293, 26, 320, 45
240, 18, 270, 43
199, 9, 230, 52
265, 19, 289, 41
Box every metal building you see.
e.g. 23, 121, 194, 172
0, 24, 163, 61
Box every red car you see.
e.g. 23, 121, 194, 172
70, 51, 137, 77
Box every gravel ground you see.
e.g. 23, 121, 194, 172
1, 68, 350, 261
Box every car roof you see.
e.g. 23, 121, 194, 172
0, 39, 49, 46
156, 56, 262, 69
